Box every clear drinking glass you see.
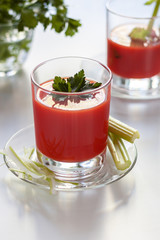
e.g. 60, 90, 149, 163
0, 23, 33, 77
106, 0, 160, 99
31, 56, 112, 181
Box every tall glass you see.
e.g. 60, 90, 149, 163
106, 0, 160, 99
31, 57, 112, 181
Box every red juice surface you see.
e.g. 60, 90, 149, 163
107, 24, 160, 78
32, 80, 110, 163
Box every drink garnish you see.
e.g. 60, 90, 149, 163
129, 0, 160, 45
52, 69, 102, 93
52, 69, 102, 104
108, 117, 140, 170
109, 116, 140, 143
2, 146, 78, 194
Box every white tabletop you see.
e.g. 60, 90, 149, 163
0, 0, 160, 239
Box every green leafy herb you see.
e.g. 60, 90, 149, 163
52, 69, 102, 93
129, 0, 160, 43
0, 1, 81, 66
0, 0, 81, 36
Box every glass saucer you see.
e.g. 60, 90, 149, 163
3, 125, 137, 191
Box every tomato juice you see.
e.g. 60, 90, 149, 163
32, 80, 111, 163
107, 25, 160, 79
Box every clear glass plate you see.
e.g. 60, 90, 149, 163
3, 125, 137, 191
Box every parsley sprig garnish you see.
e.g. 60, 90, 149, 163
0, 0, 81, 36
52, 69, 102, 104
52, 69, 102, 93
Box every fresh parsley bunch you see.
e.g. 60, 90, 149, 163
0, 0, 81, 36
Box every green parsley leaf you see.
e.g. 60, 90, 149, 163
65, 18, 82, 36
0, 0, 81, 37
67, 69, 86, 92
20, 8, 38, 29
51, 15, 65, 33
53, 76, 72, 92
83, 82, 102, 91
52, 69, 102, 93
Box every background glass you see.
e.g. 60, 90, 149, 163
31, 56, 112, 181
106, 0, 160, 99
0, 23, 33, 77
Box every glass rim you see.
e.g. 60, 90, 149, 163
106, 0, 160, 20
30, 56, 112, 96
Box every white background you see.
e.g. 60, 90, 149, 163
0, 0, 160, 239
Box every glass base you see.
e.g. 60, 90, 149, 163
112, 74, 160, 99
37, 149, 106, 181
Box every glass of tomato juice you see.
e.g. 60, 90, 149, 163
106, 0, 160, 99
31, 57, 112, 181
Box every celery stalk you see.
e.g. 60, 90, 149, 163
146, 0, 160, 34
0, 150, 6, 156
109, 116, 140, 143
7, 146, 79, 193
9, 168, 33, 180
9, 146, 42, 176
108, 132, 131, 170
